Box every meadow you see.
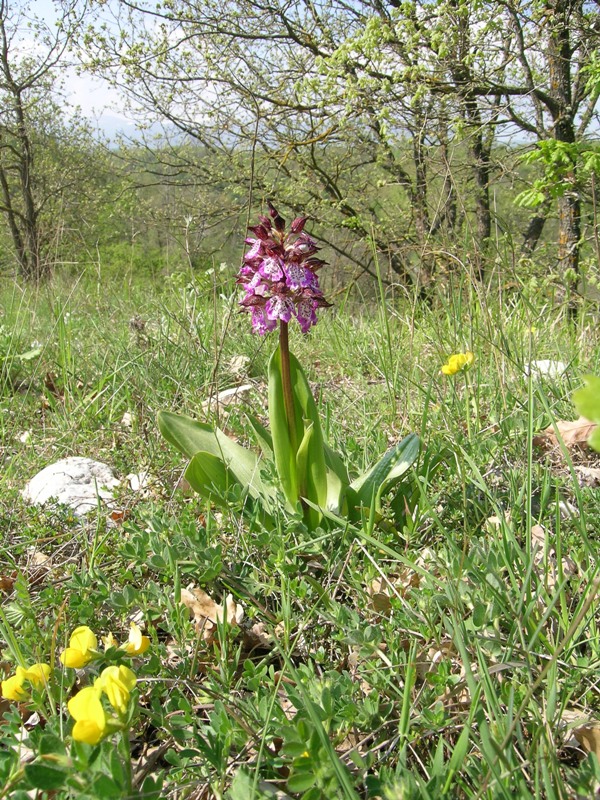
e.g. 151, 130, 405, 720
1, 258, 600, 799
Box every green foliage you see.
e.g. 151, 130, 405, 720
2, 270, 600, 799
0, 324, 41, 392
515, 140, 600, 207
573, 375, 600, 451
158, 344, 419, 531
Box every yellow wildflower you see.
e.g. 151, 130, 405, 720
120, 623, 150, 656
1, 663, 52, 701
68, 686, 107, 745
96, 665, 137, 715
60, 626, 98, 668
102, 632, 118, 651
441, 351, 474, 376
24, 663, 52, 688
1, 667, 29, 701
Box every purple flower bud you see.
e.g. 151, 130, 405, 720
290, 216, 308, 234
248, 224, 270, 240
267, 201, 286, 232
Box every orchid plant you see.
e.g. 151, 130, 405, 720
158, 203, 419, 531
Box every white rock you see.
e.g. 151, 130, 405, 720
524, 360, 568, 379
22, 457, 120, 516
556, 500, 578, 520
127, 470, 151, 492
202, 384, 253, 412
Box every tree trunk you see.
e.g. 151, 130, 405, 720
0, 155, 28, 273
521, 201, 550, 256
547, 0, 581, 291
14, 90, 44, 281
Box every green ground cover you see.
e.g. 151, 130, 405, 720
1, 267, 599, 799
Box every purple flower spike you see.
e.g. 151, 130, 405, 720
238, 203, 331, 334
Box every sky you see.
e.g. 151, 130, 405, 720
31, 0, 137, 137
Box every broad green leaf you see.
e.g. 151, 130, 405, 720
186, 448, 274, 527
351, 433, 419, 510
323, 441, 350, 486
268, 348, 301, 506
288, 354, 328, 515
573, 375, 600, 453
17, 347, 42, 362
287, 770, 318, 793
158, 410, 230, 459
157, 410, 276, 507
268, 348, 329, 521
295, 419, 322, 529
185, 451, 237, 499
325, 465, 346, 514
295, 418, 314, 496
24, 763, 66, 791
250, 407, 346, 513
246, 413, 273, 460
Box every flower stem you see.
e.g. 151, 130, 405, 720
279, 321, 298, 454
120, 729, 133, 794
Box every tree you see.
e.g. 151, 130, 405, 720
0, 0, 91, 280
82, 0, 599, 288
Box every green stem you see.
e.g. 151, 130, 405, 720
464, 373, 472, 443
279, 321, 298, 454
120, 729, 133, 794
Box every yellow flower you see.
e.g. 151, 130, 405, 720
1, 667, 29, 701
60, 626, 98, 668
102, 632, 118, 650
68, 686, 107, 745
120, 623, 150, 656
441, 351, 474, 376
24, 663, 52, 688
1, 663, 52, 701
96, 665, 137, 715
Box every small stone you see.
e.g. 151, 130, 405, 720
22, 457, 119, 516
524, 360, 568, 379
127, 471, 151, 492
229, 355, 250, 376
556, 500, 578, 519
202, 384, 253, 412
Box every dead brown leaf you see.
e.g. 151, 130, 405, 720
415, 639, 456, 680
366, 570, 421, 615
43, 372, 63, 399
180, 587, 244, 644
563, 711, 600, 759
573, 724, 600, 759
530, 524, 578, 594
26, 549, 52, 587
535, 417, 597, 451
0, 573, 16, 594
575, 465, 600, 488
